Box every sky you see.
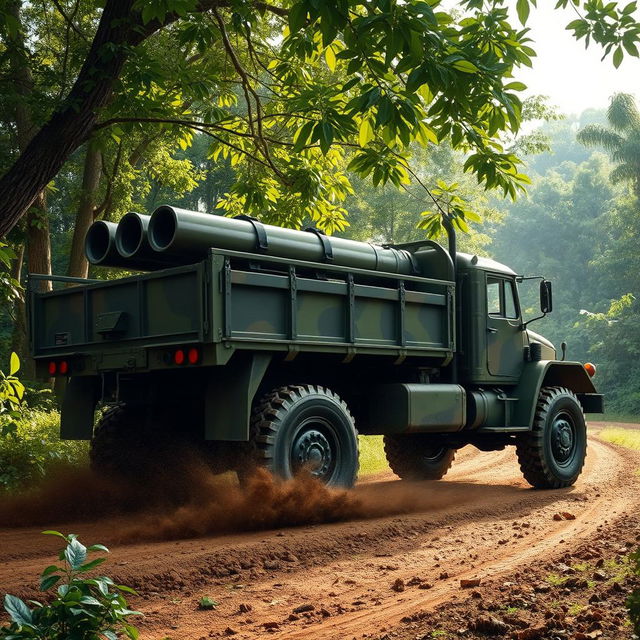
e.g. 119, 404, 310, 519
511, 3, 640, 116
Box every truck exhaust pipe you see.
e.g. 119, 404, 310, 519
148, 205, 418, 275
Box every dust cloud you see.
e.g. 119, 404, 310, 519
0, 452, 496, 542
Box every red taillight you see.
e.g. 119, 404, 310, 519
59, 361, 68, 375
188, 347, 200, 365
174, 349, 185, 365
584, 362, 596, 377
48, 361, 57, 375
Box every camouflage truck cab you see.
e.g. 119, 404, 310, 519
28, 206, 603, 489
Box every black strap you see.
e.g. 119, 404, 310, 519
234, 214, 268, 252
305, 227, 334, 262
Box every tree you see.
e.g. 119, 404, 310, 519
577, 93, 640, 198
0, 0, 638, 239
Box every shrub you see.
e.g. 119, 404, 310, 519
0, 531, 140, 639
0, 409, 88, 492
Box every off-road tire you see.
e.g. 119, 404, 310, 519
383, 434, 456, 481
245, 385, 359, 488
516, 386, 587, 489
90, 404, 145, 479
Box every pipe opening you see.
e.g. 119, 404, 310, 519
149, 206, 177, 251
116, 213, 143, 257
85, 222, 112, 264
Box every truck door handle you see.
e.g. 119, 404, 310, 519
487, 327, 498, 333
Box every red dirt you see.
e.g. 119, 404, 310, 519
0, 431, 639, 640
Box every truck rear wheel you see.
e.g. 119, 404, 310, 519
247, 385, 359, 488
384, 434, 455, 481
516, 386, 587, 489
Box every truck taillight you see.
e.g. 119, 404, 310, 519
188, 347, 200, 364
584, 362, 596, 377
48, 361, 57, 375
174, 349, 185, 365
59, 361, 68, 375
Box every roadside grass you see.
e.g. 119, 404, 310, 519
358, 435, 389, 476
599, 427, 640, 451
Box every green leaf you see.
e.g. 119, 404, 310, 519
4, 594, 33, 625
452, 59, 479, 73
613, 46, 624, 68
358, 119, 375, 147
87, 544, 109, 553
78, 557, 107, 572
288, 2, 308, 32
42, 530, 67, 540
9, 352, 19, 376
40, 575, 61, 591
516, 0, 531, 25
504, 82, 527, 91
65, 538, 87, 570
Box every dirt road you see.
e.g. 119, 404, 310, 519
1, 427, 639, 639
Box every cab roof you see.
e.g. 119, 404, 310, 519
456, 252, 517, 277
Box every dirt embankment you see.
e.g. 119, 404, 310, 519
0, 433, 638, 640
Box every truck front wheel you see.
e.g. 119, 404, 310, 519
246, 385, 359, 488
384, 434, 456, 481
516, 386, 587, 489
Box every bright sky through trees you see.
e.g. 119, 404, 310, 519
514, 2, 640, 114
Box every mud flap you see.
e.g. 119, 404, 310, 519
205, 352, 271, 441
60, 376, 100, 440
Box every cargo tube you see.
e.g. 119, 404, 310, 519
114, 212, 180, 269
84, 221, 130, 268
148, 205, 418, 275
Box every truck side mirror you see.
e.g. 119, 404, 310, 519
540, 280, 553, 314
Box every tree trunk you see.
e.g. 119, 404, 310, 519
68, 140, 103, 278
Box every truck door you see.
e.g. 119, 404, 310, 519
486, 276, 524, 379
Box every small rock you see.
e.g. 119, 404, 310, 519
562, 512, 576, 520
224, 628, 237, 636
553, 513, 563, 521
239, 603, 252, 613
515, 626, 545, 639
391, 578, 405, 592
262, 622, 279, 630
320, 608, 331, 617
534, 583, 551, 593
592, 571, 607, 581
293, 604, 315, 614
460, 578, 481, 589
439, 572, 449, 580
418, 582, 433, 590
471, 615, 509, 634
288, 614, 299, 621
263, 560, 281, 571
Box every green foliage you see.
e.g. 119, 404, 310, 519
0, 352, 25, 439
0, 242, 21, 306
0, 531, 140, 640
577, 93, 640, 197
197, 597, 218, 610
0, 408, 87, 492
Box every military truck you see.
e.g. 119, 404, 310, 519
27, 205, 603, 488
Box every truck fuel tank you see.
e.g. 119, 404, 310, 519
368, 384, 466, 434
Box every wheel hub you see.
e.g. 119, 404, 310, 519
293, 429, 333, 478
551, 417, 574, 463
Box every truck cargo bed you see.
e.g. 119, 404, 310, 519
28, 249, 455, 372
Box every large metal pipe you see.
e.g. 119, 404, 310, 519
85, 221, 131, 268
84, 219, 162, 271
148, 205, 418, 275
115, 212, 180, 268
